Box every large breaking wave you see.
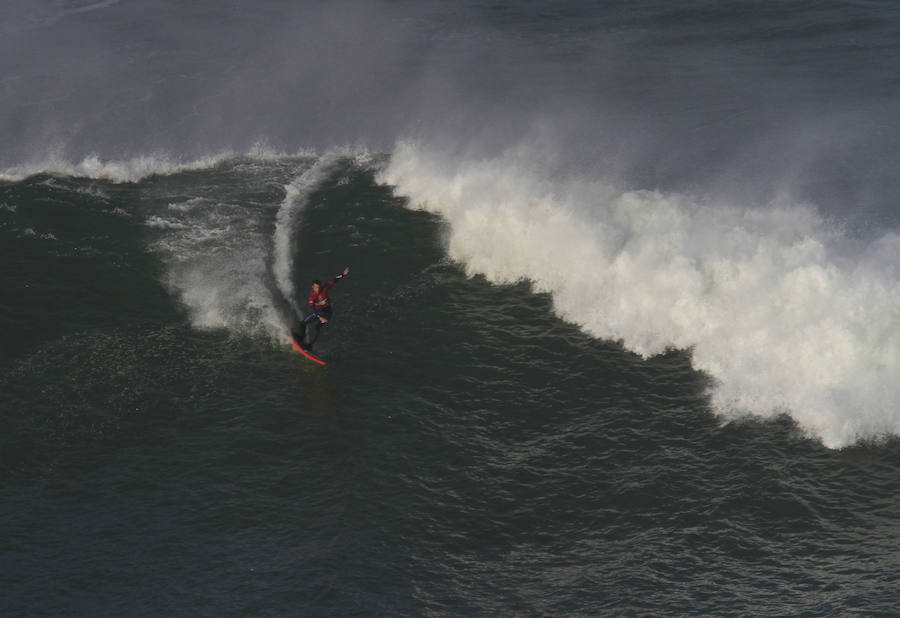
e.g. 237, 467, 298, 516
381, 140, 900, 448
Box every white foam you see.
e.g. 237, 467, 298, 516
21, 227, 57, 240
148, 195, 287, 342
0, 143, 311, 183
0, 152, 232, 183
381, 140, 900, 448
145, 216, 188, 230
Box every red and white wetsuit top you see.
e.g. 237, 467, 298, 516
307, 274, 344, 312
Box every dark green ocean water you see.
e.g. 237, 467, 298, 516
2, 158, 899, 615
3, 0, 900, 615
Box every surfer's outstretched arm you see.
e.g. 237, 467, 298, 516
332, 267, 350, 284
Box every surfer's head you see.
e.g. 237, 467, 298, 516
311, 279, 322, 291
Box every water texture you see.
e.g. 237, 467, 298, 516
2, 1, 900, 615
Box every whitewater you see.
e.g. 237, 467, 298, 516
382, 140, 900, 448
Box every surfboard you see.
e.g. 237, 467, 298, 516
290, 332, 326, 366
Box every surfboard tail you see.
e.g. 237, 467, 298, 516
290, 332, 326, 365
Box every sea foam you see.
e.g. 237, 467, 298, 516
0, 153, 232, 183
0, 144, 303, 183
148, 193, 288, 342
380, 140, 900, 448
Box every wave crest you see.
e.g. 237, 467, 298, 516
381, 140, 900, 448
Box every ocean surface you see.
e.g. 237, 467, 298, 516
3, 1, 900, 615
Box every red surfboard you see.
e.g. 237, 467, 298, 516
290, 333, 326, 366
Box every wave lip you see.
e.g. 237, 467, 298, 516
272, 153, 351, 310
0, 144, 305, 183
381, 140, 900, 448
0, 153, 230, 184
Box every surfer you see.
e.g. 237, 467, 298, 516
294, 266, 350, 351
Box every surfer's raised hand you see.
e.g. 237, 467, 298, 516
343, 267, 350, 276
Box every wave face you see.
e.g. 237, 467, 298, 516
381, 141, 900, 448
